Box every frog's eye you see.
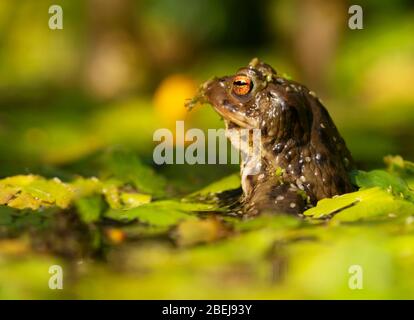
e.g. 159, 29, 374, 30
232, 75, 252, 96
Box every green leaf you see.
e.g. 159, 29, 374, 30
102, 150, 166, 197
75, 195, 103, 223
384, 155, 414, 174
187, 173, 240, 197
384, 155, 414, 187
304, 187, 414, 222
354, 170, 414, 203
104, 200, 217, 226
120, 192, 152, 209
0, 175, 73, 210
0, 174, 154, 213
71, 177, 102, 198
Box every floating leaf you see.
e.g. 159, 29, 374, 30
104, 200, 218, 226
102, 150, 166, 197
188, 173, 240, 197
354, 170, 414, 203
71, 177, 102, 198
384, 155, 414, 187
75, 195, 104, 223
101, 180, 122, 209
0, 175, 73, 210
304, 187, 414, 222
384, 155, 414, 176
120, 192, 151, 209
0, 175, 153, 213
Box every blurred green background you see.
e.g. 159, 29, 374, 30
0, 0, 413, 185
0, 0, 414, 300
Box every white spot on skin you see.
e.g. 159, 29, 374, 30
344, 157, 349, 167
305, 157, 311, 162
296, 178, 304, 190
290, 203, 296, 208
289, 184, 297, 192
320, 123, 326, 129
276, 195, 284, 201
300, 175, 306, 182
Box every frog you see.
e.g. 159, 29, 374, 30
186, 58, 356, 215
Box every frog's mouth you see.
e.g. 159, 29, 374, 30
212, 104, 256, 129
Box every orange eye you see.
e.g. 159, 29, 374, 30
232, 75, 252, 96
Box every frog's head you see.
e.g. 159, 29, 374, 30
188, 59, 274, 128
190, 58, 312, 142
